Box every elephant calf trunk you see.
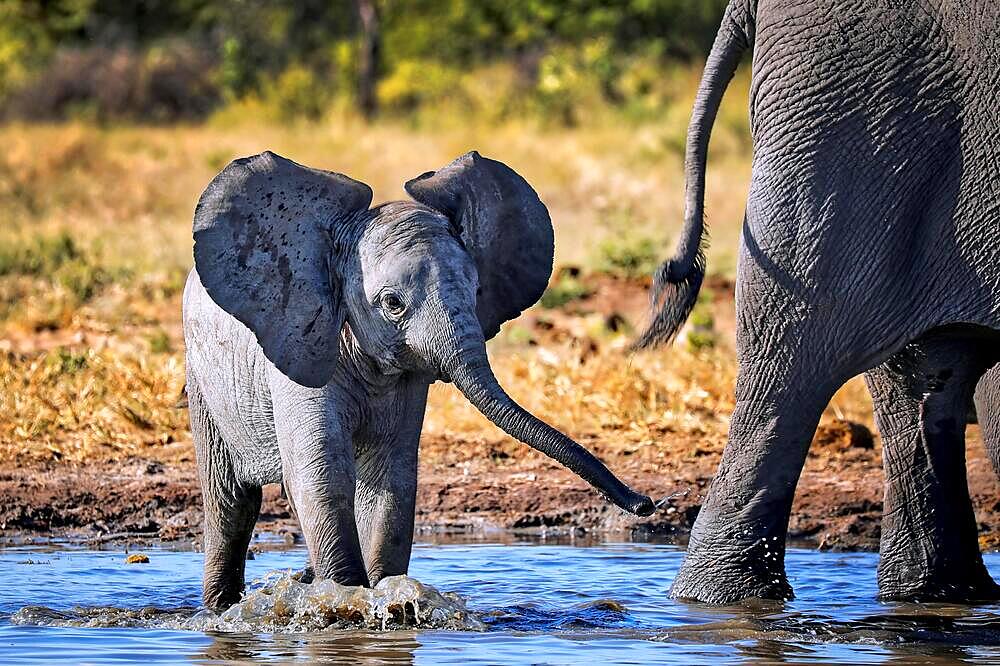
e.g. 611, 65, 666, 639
449, 358, 655, 517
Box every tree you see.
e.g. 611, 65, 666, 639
356, 0, 380, 118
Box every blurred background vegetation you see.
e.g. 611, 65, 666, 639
3, 0, 825, 465
0, 0, 729, 124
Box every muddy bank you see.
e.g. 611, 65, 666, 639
3, 424, 999, 551
3, 274, 999, 551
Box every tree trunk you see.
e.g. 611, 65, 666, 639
357, 0, 380, 119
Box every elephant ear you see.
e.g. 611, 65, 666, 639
193, 151, 372, 388
404, 151, 554, 339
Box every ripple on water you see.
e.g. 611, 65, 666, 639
8, 545, 1000, 664
483, 599, 632, 632
11, 573, 484, 633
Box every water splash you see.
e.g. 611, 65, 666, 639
654, 488, 691, 510
12, 573, 484, 633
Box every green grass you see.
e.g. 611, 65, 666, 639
540, 272, 593, 309
0, 230, 120, 314
592, 235, 660, 279
147, 329, 173, 354
685, 291, 717, 351
0, 231, 81, 277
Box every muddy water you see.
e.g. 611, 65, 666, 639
4, 538, 1000, 664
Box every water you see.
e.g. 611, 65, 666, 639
4, 538, 1000, 664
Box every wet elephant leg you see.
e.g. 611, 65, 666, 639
269, 368, 369, 588
867, 330, 1000, 601
975, 364, 1000, 477
353, 379, 427, 585
280, 482, 314, 583
670, 354, 839, 603
189, 382, 262, 611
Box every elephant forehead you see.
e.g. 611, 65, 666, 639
358, 239, 475, 297
360, 202, 471, 266
368, 200, 450, 234
361, 248, 431, 287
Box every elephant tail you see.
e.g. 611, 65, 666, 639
634, 0, 754, 349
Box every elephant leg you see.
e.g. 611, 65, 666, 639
975, 364, 1000, 477
670, 353, 838, 603
866, 329, 1000, 601
280, 481, 315, 583
269, 368, 369, 587
189, 382, 262, 611
354, 380, 428, 585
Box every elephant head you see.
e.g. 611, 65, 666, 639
193, 150, 654, 516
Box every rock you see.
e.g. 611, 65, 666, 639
125, 553, 149, 564
812, 419, 875, 452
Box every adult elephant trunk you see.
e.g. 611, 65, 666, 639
444, 344, 655, 517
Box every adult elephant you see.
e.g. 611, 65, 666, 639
183, 151, 654, 610
640, 0, 1000, 603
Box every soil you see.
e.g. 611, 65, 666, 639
3, 273, 999, 553
3, 424, 999, 552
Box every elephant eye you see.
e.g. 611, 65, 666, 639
380, 292, 406, 316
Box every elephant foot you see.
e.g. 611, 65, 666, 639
870, 330, 1000, 604
670, 566, 792, 604
878, 562, 1000, 603
293, 563, 315, 584
670, 535, 793, 604
203, 561, 247, 612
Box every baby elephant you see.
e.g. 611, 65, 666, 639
183, 150, 654, 610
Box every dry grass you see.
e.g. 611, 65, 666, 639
0, 347, 188, 462
425, 339, 738, 468
0, 72, 878, 464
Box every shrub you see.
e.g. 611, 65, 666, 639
3, 43, 220, 122
53, 257, 110, 302
48, 348, 89, 375
686, 292, 717, 350
143, 42, 221, 121
458, 63, 524, 123
0, 231, 80, 277
592, 236, 660, 279
147, 329, 173, 354
377, 59, 463, 114
540, 271, 593, 309
262, 65, 331, 121
533, 45, 608, 127
0, 231, 110, 303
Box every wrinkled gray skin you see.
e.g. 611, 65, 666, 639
977, 367, 1000, 482
642, 0, 1000, 604
183, 150, 654, 611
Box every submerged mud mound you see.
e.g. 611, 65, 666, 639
12, 574, 484, 633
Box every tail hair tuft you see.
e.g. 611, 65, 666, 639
631, 249, 706, 350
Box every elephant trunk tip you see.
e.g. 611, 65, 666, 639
624, 493, 656, 517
